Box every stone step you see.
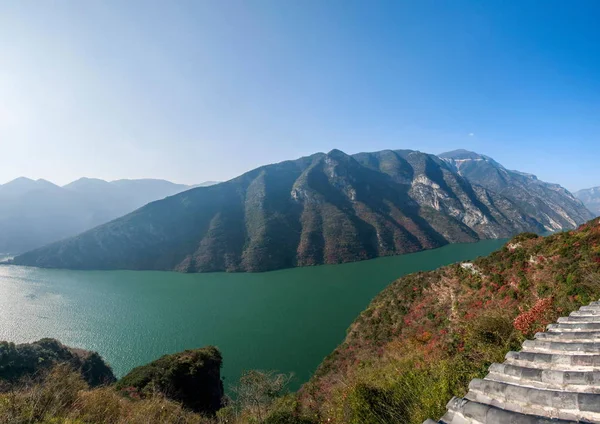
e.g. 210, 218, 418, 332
536, 331, 600, 342
571, 310, 600, 317
580, 305, 600, 311
522, 340, 600, 355
486, 363, 600, 393
467, 379, 600, 422
548, 323, 600, 333
558, 316, 600, 324
505, 351, 600, 371
440, 396, 578, 424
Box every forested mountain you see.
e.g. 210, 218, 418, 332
13, 149, 590, 272
575, 186, 600, 216
0, 177, 206, 253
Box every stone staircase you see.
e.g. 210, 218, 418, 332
424, 301, 600, 424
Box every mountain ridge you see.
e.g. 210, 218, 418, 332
13, 148, 591, 272
0, 178, 216, 254
575, 186, 600, 217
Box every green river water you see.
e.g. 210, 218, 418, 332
0, 239, 506, 390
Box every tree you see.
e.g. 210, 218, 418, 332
232, 370, 293, 422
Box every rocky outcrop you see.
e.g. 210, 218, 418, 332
0, 338, 116, 387
116, 346, 224, 415
425, 301, 600, 423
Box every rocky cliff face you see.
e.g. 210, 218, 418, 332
575, 186, 600, 217
440, 149, 594, 232
13, 149, 591, 272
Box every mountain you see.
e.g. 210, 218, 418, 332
0, 177, 201, 254
574, 186, 600, 216
298, 219, 600, 422
13, 149, 590, 272
440, 149, 594, 231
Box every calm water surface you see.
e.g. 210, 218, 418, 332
0, 239, 505, 390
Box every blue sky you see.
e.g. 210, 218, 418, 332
0, 1, 599, 191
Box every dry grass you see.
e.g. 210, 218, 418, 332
0, 365, 212, 424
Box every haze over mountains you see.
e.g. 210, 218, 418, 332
575, 187, 600, 217
13, 149, 593, 272
0, 178, 215, 254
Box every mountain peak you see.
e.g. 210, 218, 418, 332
4, 176, 36, 186
63, 178, 112, 191
326, 148, 350, 158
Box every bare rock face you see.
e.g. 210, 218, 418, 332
425, 300, 600, 423
440, 149, 594, 233
13, 149, 591, 273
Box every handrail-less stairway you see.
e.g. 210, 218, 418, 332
425, 301, 600, 424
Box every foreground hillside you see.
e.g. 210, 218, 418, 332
0, 339, 310, 424
298, 218, 600, 423
14, 149, 591, 272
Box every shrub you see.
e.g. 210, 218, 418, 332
117, 346, 224, 414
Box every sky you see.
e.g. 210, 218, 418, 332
0, 1, 599, 191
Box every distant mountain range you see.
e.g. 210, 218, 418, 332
575, 187, 600, 217
0, 177, 216, 254
13, 149, 593, 272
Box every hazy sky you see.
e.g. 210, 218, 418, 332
1, 1, 599, 191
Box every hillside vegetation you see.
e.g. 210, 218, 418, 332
14, 149, 591, 272
0, 341, 229, 424
298, 218, 600, 423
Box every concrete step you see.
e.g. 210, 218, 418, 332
441, 396, 578, 424
486, 363, 600, 393
467, 379, 600, 422
522, 340, 600, 355
548, 323, 600, 333
571, 310, 600, 317
558, 316, 600, 324
580, 305, 600, 311
536, 331, 600, 342
505, 351, 600, 371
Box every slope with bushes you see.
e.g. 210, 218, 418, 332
299, 218, 600, 423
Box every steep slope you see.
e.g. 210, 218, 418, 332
440, 149, 593, 231
13, 149, 585, 272
0, 177, 197, 254
299, 219, 600, 423
575, 186, 600, 217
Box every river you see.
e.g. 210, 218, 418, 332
0, 239, 506, 390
